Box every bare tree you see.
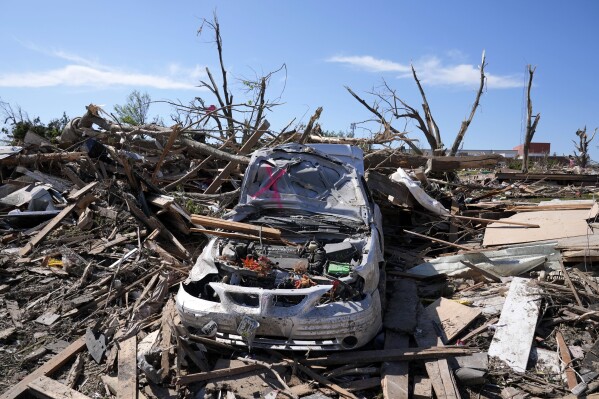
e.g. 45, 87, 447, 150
573, 126, 596, 168
521, 65, 541, 173
167, 12, 284, 146
449, 51, 487, 155
346, 51, 487, 157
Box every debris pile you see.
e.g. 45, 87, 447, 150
2, 104, 599, 398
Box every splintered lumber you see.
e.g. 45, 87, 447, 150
177, 364, 264, 384
295, 363, 358, 399
415, 303, 461, 399
381, 332, 409, 399
424, 298, 482, 343
0, 337, 86, 399
365, 170, 414, 208
403, 229, 471, 251
0, 152, 86, 165
117, 335, 138, 399
180, 136, 250, 164
27, 376, 91, 399
460, 261, 502, 283
204, 120, 269, 194
19, 182, 98, 256
559, 260, 584, 307
488, 277, 540, 372
363, 151, 502, 171
151, 125, 180, 183
556, 331, 578, 390
448, 214, 540, 228
191, 214, 281, 239
301, 347, 473, 366
413, 376, 433, 399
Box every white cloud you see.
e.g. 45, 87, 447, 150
327, 55, 410, 73
0, 43, 205, 90
0, 65, 201, 89
327, 53, 521, 89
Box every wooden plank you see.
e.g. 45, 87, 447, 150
381, 332, 409, 399
0, 337, 86, 399
301, 347, 472, 366
27, 376, 91, 399
449, 214, 540, 228
460, 260, 502, 283
117, 335, 138, 399
488, 277, 540, 372
6, 300, 23, 328
413, 376, 433, 398
415, 303, 460, 399
191, 214, 281, 239
556, 331, 578, 389
424, 297, 482, 343
461, 317, 499, 343
339, 377, 381, 392
365, 170, 414, 208
404, 229, 471, 251
295, 363, 358, 399
20, 182, 98, 256
152, 125, 180, 183
204, 120, 269, 194
176, 364, 263, 385
560, 260, 584, 307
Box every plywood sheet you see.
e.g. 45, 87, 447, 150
425, 298, 482, 343
483, 209, 594, 247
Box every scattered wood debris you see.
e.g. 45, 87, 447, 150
2, 102, 599, 399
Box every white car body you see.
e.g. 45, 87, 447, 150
176, 143, 384, 350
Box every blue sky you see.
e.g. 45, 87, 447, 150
1, 1, 599, 159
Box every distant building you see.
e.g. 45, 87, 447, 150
416, 148, 518, 158
513, 142, 551, 156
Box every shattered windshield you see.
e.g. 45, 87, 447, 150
245, 157, 361, 206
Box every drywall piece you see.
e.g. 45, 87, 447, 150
488, 277, 540, 372
425, 298, 482, 343
483, 209, 595, 247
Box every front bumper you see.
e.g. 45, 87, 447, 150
176, 282, 382, 350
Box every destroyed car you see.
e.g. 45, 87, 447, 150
176, 143, 384, 350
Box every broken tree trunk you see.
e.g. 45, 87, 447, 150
521, 65, 541, 173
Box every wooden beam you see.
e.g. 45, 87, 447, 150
556, 331, 578, 390
117, 335, 138, 399
295, 363, 358, 399
20, 182, 98, 256
27, 376, 91, 399
415, 303, 461, 399
0, 152, 86, 165
403, 229, 472, 251
381, 332, 409, 399
0, 337, 86, 399
449, 214, 540, 228
301, 347, 472, 366
176, 364, 263, 385
363, 151, 502, 171
203, 120, 269, 194
191, 214, 281, 239
560, 260, 584, 307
